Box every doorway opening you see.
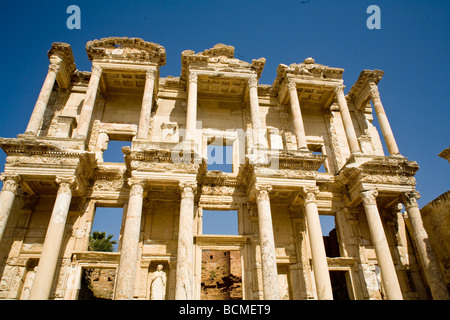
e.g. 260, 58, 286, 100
201, 250, 242, 300
78, 267, 116, 300
329, 270, 352, 300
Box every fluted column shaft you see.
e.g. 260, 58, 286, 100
25, 58, 62, 135
175, 181, 197, 300
255, 184, 280, 300
115, 179, 145, 300
361, 190, 403, 300
402, 192, 449, 300
137, 69, 156, 140
287, 81, 308, 150
302, 187, 333, 300
335, 85, 361, 154
368, 84, 400, 156
29, 176, 76, 300
75, 64, 103, 139
0, 174, 22, 242
185, 73, 198, 142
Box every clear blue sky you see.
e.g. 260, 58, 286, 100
0, 1, 449, 238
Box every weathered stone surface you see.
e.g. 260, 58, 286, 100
0, 37, 445, 301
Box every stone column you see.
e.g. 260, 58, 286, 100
75, 64, 103, 139
360, 190, 403, 300
368, 84, 400, 156
115, 179, 145, 300
25, 57, 62, 135
248, 76, 264, 147
175, 181, 197, 300
137, 69, 156, 140
0, 174, 22, 242
255, 184, 280, 300
287, 81, 308, 150
301, 187, 333, 300
402, 192, 449, 300
29, 176, 76, 300
185, 73, 198, 142
334, 85, 361, 154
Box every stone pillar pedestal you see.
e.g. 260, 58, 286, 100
302, 187, 333, 300
402, 192, 450, 300
361, 190, 403, 300
0, 174, 22, 242
334, 85, 361, 154
368, 84, 400, 156
137, 69, 156, 140
175, 181, 197, 300
25, 59, 62, 135
29, 176, 76, 300
75, 65, 103, 139
185, 73, 198, 142
115, 179, 145, 300
255, 184, 280, 300
287, 81, 308, 150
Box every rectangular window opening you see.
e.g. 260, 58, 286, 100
102, 136, 132, 163
320, 215, 340, 257
309, 144, 327, 173
202, 210, 239, 235
207, 137, 233, 173
90, 207, 123, 252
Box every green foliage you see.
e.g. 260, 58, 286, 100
89, 231, 117, 252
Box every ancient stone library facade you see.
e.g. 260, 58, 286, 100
0, 37, 448, 300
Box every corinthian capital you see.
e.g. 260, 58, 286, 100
91, 64, 103, 76
55, 175, 77, 195
145, 68, 156, 80
334, 85, 345, 96
0, 173, 22, 194
179, 181, 197, 199
360, 189, 378, 206
188, 72, 198, 83
128, 178, 145, 196
247, 76, 258, 89
287, 80, 297, 92
368, 83, 380, 100
401, 191, 420, 209
48, 62, 62, 73
255, 184, 273, 201
300, 186, 319, 203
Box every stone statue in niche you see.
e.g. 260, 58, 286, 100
149, 264, 166, 300
20, 266, 38, 300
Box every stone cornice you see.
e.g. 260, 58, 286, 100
180, 43, 265, 83
347, 69, 384, 109
272, 57, 344, 93
86, 37, 166, 66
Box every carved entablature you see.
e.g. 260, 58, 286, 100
47, 42, 77, 89
336, 155, 419, 206
0, 138, 97, 196
86, 37, 166, 66
180, 43, 266, 83
123, 146, 202, 175
272, 57, 344, 107
347, 69, 384, 110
